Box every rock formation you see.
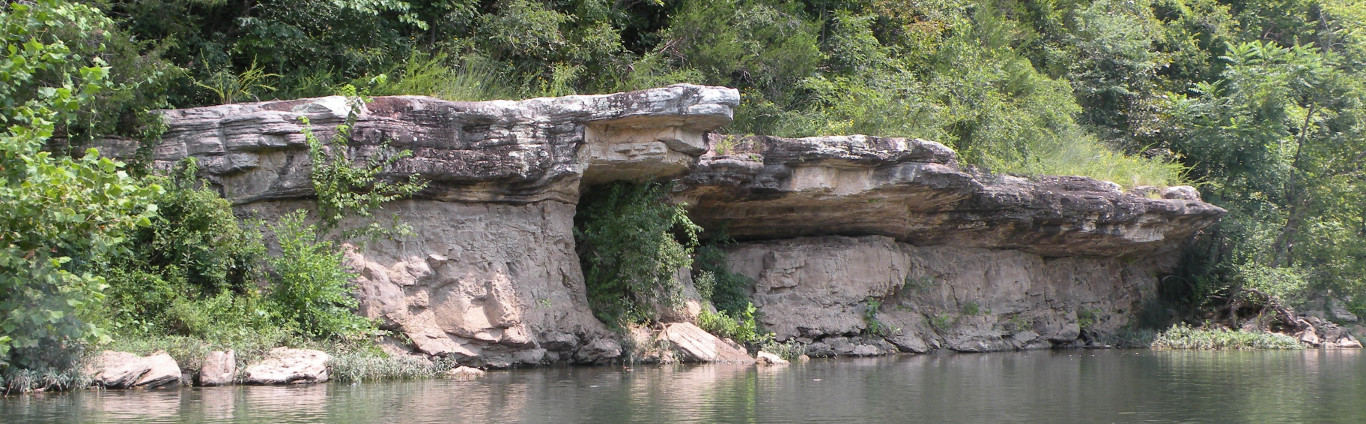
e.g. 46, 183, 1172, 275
132, 85, 1232, 363
125, 85, 740, 367
84, 351, 182, 389
674, 135, 1226, 352
199, 350, 236, 386
657, 322, 755, 363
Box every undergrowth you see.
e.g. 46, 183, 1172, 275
1150, 324, 1302, 350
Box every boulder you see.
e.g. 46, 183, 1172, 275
85, 351, 182, 389
446, 366, 486, 381
574, 337, 623, 365
1328, 299, 1359, 323
657, 323, 755, 363
243, 348, 330, 384
755, 351, 789, 366
199, 350, 236, 386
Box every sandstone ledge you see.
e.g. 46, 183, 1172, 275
101, 84, 739, 205
675, 135, 1226, 258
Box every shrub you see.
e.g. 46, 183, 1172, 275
103, 159, 267, 336
692, 244, 753, 316
267, 210, 376, 340
0, 0, 162, 370
1150, 323, 1302, 350
576, 181, 700, 326
697, 304, 771, 346
758, 338, 808, 361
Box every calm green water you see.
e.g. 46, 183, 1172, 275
3, 349, 1364, 423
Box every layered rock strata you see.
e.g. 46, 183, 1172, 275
134, 87, 1229, 363
675, 135, 1226, 352
130, 85, 741, 367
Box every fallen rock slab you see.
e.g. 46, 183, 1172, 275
243, 348, 330, 384
199, 350, 236, 386
85, 351, 182, 389
657, 323, 755, 363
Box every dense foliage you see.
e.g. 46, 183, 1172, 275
576, 182, 700, 326
0, 1, 161, 372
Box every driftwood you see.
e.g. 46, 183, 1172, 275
1210, 288, 1309, 333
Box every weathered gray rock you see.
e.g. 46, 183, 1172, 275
243, 348, 330, 384
675, 135, 1225, 258
1329, 299, 1359, 323
574, 337, 624, 365
198, 350, 236, 386
119, 84, 738, 205
85, 351, 181, 389
657, 322, 755, 363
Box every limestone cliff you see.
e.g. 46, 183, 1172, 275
115, 85, 740, 367
675, 135, 1225, 353
131, 86, 1226, 363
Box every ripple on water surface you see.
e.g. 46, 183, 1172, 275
2, 349, 1364, 423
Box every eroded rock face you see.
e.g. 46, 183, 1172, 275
106, 84, 738, 205
675, 135, 1225, 258
130, 85, 740, 367
677, 135, 1226, 354
727, 236, 1167, 352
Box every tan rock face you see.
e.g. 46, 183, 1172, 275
128, 85, 740, 367
126, 86, 1229, 362
199, 350, 236, 386
728, 235, 1170, 352
85, 351, 182, 389
657, 323, 755, 363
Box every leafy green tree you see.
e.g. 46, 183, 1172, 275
0, 0, 161, 368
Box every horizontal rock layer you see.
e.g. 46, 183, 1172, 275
128, 86, 1230, 362
102, 84, 739, 205
676, 135, 1225, 258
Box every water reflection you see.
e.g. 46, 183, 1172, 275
3, 350, 1363, 423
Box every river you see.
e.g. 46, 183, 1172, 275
3, 349, 1363, 423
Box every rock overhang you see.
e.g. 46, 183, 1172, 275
673, 134, 1227, 258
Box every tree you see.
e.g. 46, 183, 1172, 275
0, 0, 161, 369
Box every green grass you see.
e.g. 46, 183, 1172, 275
1150, 324, 1303, 350
2, 363, 93, 394
1006, 135, 1187, 188
758, 339, 808, 361
327, 350, 456, 383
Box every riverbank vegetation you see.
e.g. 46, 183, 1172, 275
1151, 324, 1303, 350
4, 0, 1366, 389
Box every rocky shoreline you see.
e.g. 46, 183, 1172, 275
78, 84, 1357, 389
